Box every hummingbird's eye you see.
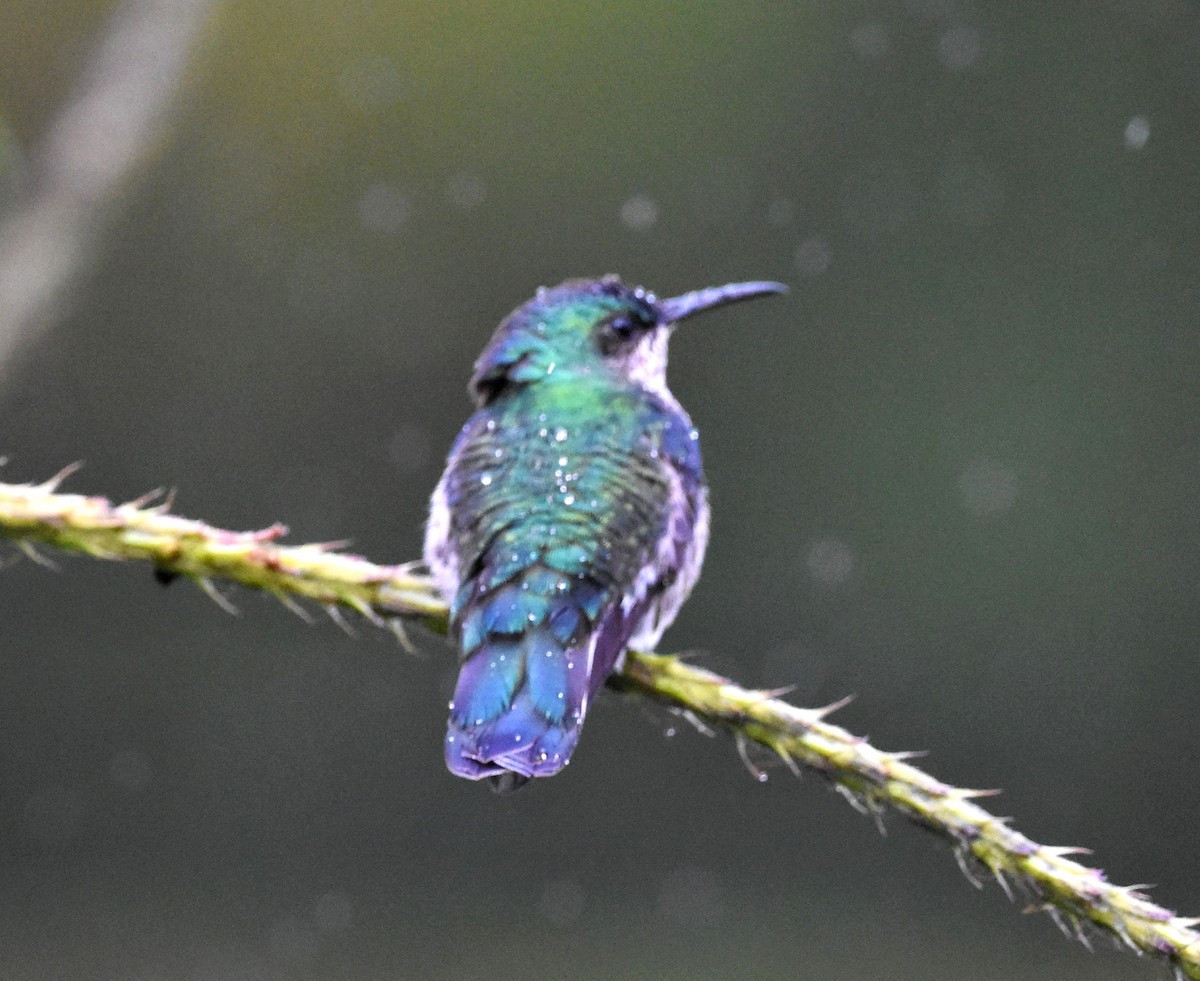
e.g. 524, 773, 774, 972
596, 312, 648, 357
608, 315, 636, 340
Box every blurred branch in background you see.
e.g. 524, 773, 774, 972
0, 472, 1196, 980
0, 0, 214, 370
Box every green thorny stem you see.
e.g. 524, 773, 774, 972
0, 469, 1197, 979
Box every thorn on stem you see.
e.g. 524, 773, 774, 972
735, 733, 769, 783
387, 617, 416, 653
17, 539, 59, 570
1072, 917, 1093, 952
992, 866, 1016, 903
677, 708, 717, 738
775, 747, 802, 778
954, 845, 985, 890
753, 684, 797, 701
834, 783, 870, 816
346, 595, 385, 628
888, 749, 929, 761
41, 461, 83, 491
1043, 845, 1093, 859
1043, 905, 1074, 941
125, 487, 165, 510
866, 797, 887, 837
197, 577, 239, 615
324, 603, 358, 637
272, 590, 314, 623
813, 693, 855, 719
310, 539, 352, 552
253, 523, 289, 542
1109, 917, 1139, 953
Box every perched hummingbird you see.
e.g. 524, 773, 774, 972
425, 275, 787, 790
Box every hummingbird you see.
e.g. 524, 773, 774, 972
425, 275, 787, 790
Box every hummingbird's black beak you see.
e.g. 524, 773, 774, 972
656, 280, 789, 326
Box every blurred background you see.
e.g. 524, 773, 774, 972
1, 1, 1198, 978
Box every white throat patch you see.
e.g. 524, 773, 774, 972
624, 326, 670, 397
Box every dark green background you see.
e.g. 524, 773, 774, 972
1, 2, 1197, 978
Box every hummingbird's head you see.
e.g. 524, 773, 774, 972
469, 275, 788, 404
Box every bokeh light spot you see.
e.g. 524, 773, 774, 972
958, 459, 1017, 516
806, 537, 854, 584
620, 194, 659, 232
1124, 116, 1150, 150
938, 26, 981, 70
